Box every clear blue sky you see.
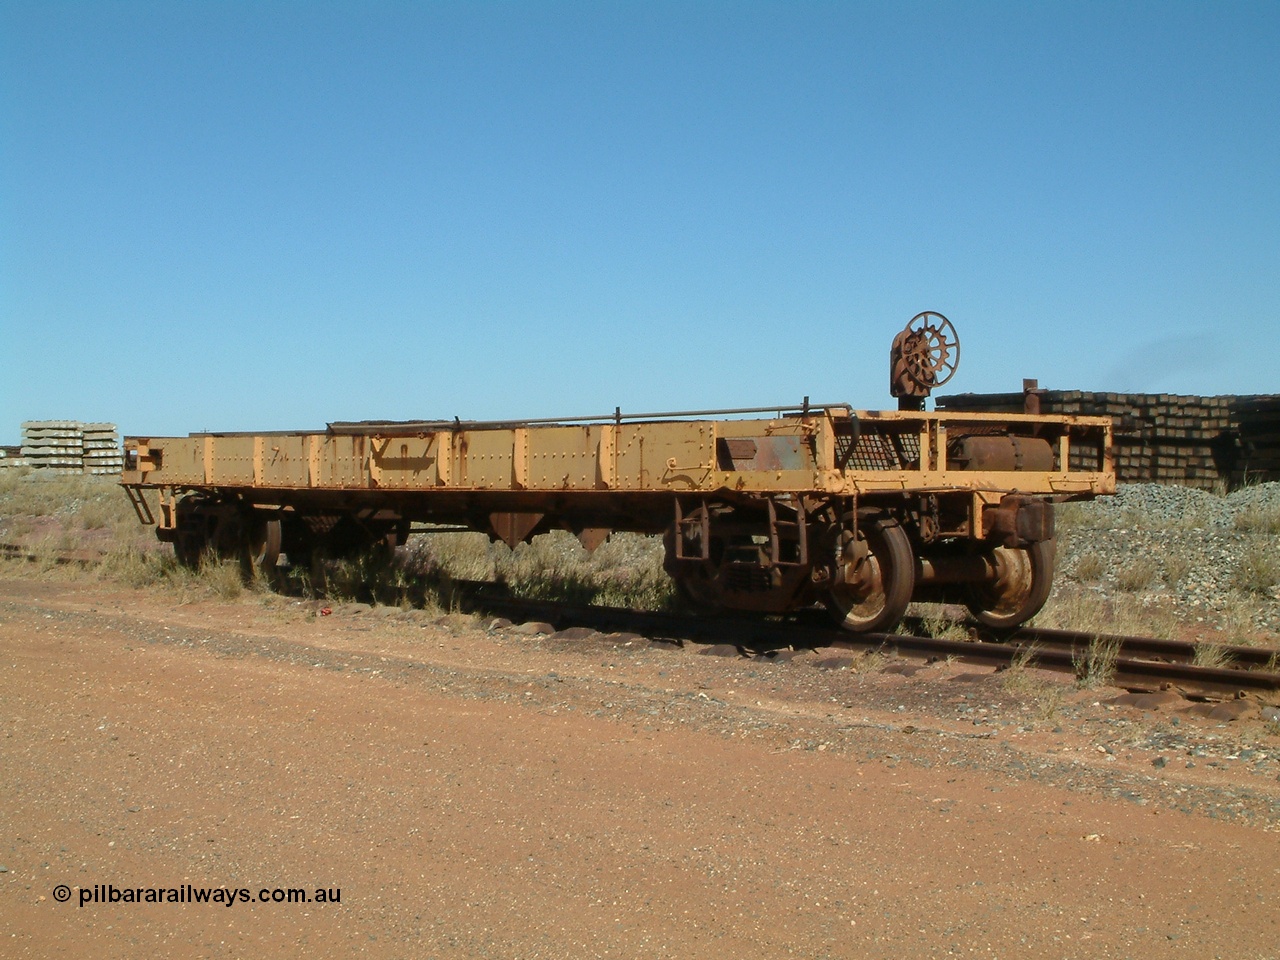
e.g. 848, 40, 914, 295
2, 1, 1277, 444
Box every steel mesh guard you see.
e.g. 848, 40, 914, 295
845, 430, 921, 471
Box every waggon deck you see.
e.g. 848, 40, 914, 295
123, 406, 1114, 505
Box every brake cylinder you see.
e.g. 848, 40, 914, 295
947, 435, 1055, 472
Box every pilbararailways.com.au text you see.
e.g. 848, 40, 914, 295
60, 884, 341, 908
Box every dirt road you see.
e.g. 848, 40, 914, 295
2, 577, 1278, 958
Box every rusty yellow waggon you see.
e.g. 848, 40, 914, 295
120, 314, 1114, 632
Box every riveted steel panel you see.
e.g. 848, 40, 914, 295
208, 437, 255, 485
528, 425, 605, 490
258, 436, 310, 487
457, 430, 519, 490
370, 435, 446, 489
311, 435, 367, 489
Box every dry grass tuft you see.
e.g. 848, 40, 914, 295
95, 544, 173, 588
409, 532, 496, 581
198, 556, 248, 601
1072, 553, 1106, 582
1037, 585, 1179, 639
1218, 601, 1270, 645
319, 550, 430, 609
917, 608, 969, 641
1115, 556, 1159, 593
849, 650, 890, 674
1233, 542, 1279, 596
1162, 552, 1191, 586
407, 530, 674, 611
1234, 501, 1280, 535
1192, 643, 1232, 670
1001, 644, 1066, 721
1072, 636, 1121, 689
1054, 502, 1104, 534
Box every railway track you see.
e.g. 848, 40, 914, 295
984, 622, 1279, 670
5, 542, 1278, 701
445, 580, 1280, 702
0, 542, 107, 565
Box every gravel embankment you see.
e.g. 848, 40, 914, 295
1055, 482, 1280, 635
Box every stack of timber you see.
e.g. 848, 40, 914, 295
17, 421, 123, 476
937, 390, 1249, 489
1231, 396, 1280, 483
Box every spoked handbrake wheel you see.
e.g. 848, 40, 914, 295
900, 311, 960, 391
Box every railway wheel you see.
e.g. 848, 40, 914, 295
965, 539, 1056, 630
826, 516, 914, 633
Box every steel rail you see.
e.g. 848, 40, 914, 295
0, 542, 104, 565
322, 400, 854, 435
5, 544, 1276, 700
446, 581, 1280, 701
902, 617, 1280, 670
177, 402, 854, 438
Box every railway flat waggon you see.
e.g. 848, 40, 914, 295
120, 315, 1115, 632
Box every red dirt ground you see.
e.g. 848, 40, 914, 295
2, 576, 1278, 959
